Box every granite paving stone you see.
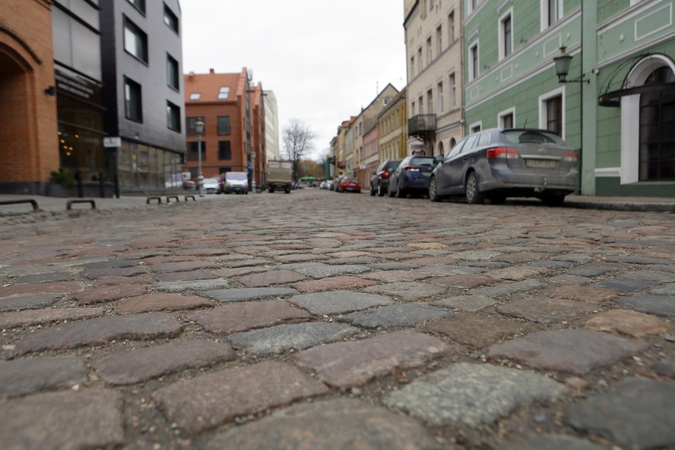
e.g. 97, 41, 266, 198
548, 285, 619, 302
651, 283, 675, 295
222, 258, 271, 268
503, 435, 606, 450
206, 399, 442, 450
237, 270, 306, 287
451, 250, 502, 261
433, 295, 497, 312
0, 389, 124, 450
569, 267, 619, 277
13, 272, 73, 284
383, 363, 566, 427
428, 274, 495, 289
544, 274, 590, 285
274, 254, 328, 263
95, 276, 151, 287
653, 359, 675, 378
0, 307, 104, 329
419, 316, 538, 348
152, 361, 329, 433
363, 282, 446, 301
488, 330, 649, 375
280, 263, 371, 278
95, 340, 235, 385
202, 287, 299, 303
77, 260, 138, 269
492, 252, 545, 264
212, 266, 269, 278
0, 356, 87, 397
567, 377, 675, 450
290, 276, 377, 293
498, 298, 598, 324
361, 269, 434, 283
72, 284, 147, 305
188, 301, 311, 335
0, 282, 84, 299
80, 267, 147, 279
623, 270, 675, 283
13, 312, 182, 355
606, 256, 673, 265
117, 293, 213, 314
150, 261, 220, 274
324, 256, 379, 265
155, 270, 218, 282
153, 279, 230, 293
585, 309, 671, 338
288, 290, 394, 315
470, 279, 546, 297
487, 266, 548, 281
418, 265, 484, 277
228, 322, 359, 355
0, 293, 63, 313
616, 294, 675, 316
551, 253, 594, 264
339, 304, 451, 329
595, 279, 661, 292
295, 331, 451, 388
174, 248, 230, 257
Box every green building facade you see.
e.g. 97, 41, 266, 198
463, 0, 675, 197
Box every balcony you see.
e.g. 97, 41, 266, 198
408, 114, 436, 142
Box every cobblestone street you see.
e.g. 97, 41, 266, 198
1, 189, 675, 449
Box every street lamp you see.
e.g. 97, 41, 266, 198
553, 47, 590, 84
195, 118, 205, 197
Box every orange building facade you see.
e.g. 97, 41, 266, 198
0, 0, 58, 193
183, 68, 266, 188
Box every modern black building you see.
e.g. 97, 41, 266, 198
99, 0, 185, 192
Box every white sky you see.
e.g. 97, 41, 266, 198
181, 0, 407, 160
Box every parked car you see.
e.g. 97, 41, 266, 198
325, 180, 334, 190
220, 172, 248, 194
428, 128, 579, 206
339, 177, 361, 193
334, 176, 346, 192
183, 180, 196, 190
201, 177, 220, 194
370, 160, 400, 196
388, 156, 435, 198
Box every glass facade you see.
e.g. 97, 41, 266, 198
117, 140, 183, 189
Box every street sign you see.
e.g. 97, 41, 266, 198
103, 137, 122, 148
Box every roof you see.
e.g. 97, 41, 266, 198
183, 68, 245, 103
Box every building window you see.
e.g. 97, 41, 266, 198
167, 101, 181, 132
437, 26, 443, 54
427, 38, 432, 64
186, 117, 204, 137
189, 93, 201, 101
499, 108, 516, 129
427, 89, 433, 114
438, 82, 444, 114
218, 87, 230, 100
499, 11, 513, 60
418, 48, 423, 73
127, 0, 145, 14
124, 18, 148, 63
163, 4, 179, 34
419, 96, 424, 115
546, 96, 562, 135
542, 0, 563, 30
124, 77, 142, 122
469, 42, 479, 81
412, 101, 416, 115
218, 141, 232, 160
218, 116, 231, 135
411, 56, 415, 78
470, 122, 482, 133
450, 73, 456, 107
449, 12, 455, 43
188, 141, 205, 162
167, 54, 179, 90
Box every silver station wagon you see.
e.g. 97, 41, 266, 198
429, 128, 579, 206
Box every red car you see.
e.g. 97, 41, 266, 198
339, 177, 361, 193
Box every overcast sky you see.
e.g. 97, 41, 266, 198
181, 0, 407, 160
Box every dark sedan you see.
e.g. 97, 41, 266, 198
388, 156, 435, 198
369, 160, 400, 196
428, 128, 579, 206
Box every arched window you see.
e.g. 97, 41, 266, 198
438, 141, 445, 157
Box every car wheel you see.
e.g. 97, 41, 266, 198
269, 188, 274, 193
465, 171, 485, 204
370, 185, 376, 196
396, 181, 406, 198
429, 177, 443, 202
377, 184, 385, 197
387, 180, 395, 197
488, 193, 507, 204
541, 194, 565, 207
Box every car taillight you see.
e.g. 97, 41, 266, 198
382, 171, 389, 179
487, 148, 519, 159
564, 151, 579, 162
404, 166, 420, 172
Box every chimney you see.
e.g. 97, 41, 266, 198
187, 71, 195, 81
209, 68, 215, 74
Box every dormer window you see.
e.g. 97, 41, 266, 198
189, 93, 201, 101
218, 87, 230, 100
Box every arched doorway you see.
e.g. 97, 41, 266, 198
437, 141, 445, 157
621, 55, 675, 183
0, 47, 33, 184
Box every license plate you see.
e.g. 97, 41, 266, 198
526, 159, 557, 169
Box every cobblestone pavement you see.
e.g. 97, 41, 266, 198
1, 190, 675, 449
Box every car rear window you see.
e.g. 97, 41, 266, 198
501, 130, 567, 145
385, 161, 400, 170
344, 177, 358, 182
410, 157, 435, 167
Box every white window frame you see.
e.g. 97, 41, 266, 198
438, 81, 444, 114
469, 40, 480, 81
541, 0, 563, 31
538, 86, 566, 140
449, 72, 456, 107
469, 121, 482, 134
498, 8, 514, 61
498, 107, 516, 129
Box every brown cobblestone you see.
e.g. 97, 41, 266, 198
188, 301, 311, 335
117, 293, 213, 314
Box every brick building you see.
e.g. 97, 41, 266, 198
0, 0, 58, 194
183, 68, 266, 189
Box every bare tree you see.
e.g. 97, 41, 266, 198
283, 119, 316, 182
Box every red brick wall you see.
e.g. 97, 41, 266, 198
0, 0, 58, 184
